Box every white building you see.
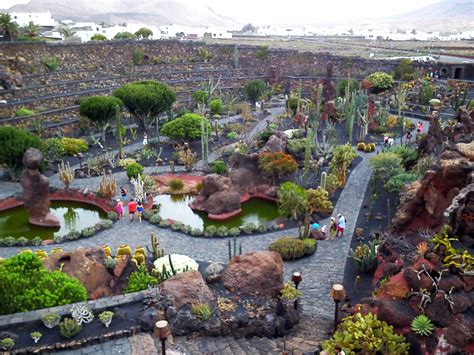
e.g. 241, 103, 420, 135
9, 11, 56, 28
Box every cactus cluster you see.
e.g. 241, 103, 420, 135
97, 171, 116, 198
147, 233, 165, 259
58, 161, 74, 188
349, 240, 379, 273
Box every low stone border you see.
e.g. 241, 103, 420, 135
0, 289, 157, 328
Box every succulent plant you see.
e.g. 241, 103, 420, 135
0, 337, 15, 350
71, 304, 94, 325
99, 311, 114, 327
411, 314, 434, 336
30, 331, 42, 343
59, 317, 82, 339
41, 312, 61, 328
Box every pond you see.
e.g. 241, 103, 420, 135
153, 194, 280, 230
0, 201, 108, 240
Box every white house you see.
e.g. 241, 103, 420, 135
8, 11, 56, 28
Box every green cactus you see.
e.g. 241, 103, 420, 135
320, 171, 327, 190
349, 240, 380, 273
228, 236, 242, 260
201, 119, 209, 170
147, 233, 165, 259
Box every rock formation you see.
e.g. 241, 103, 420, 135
20, 148, 60, 228
43, 247, 135, 299
223, 251, 284, 298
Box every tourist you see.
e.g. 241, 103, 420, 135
335, 213, 346, 238
320, 224, 328, 238
405, 130, 413, 145
416, 121, 424, 133
137, 201, 144, 223
142, 133, 148, 148
116, 199, 124, 220
329, 217, 337, 239
383, 136, 394, 148
128, 199, 137, 222
120, 186, 127, 201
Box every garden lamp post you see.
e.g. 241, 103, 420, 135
292, 272, 302, 309
330, 284, 346, 334
154, 320, 171, 355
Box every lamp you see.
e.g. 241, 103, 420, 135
330, 284, 346, 334
154, 320, 171, 355
292, 272, 302, 309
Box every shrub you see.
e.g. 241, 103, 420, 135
16, 237, 29, 246
365, 72, 394, 92
192, 303, 213, 321
44, 138, 67, 161
149, 214, 162, 224
61, 137, 88, 155
31, 236, 43, 246
369, 152, 404, 181
192, 90, 208, 106
411, 314, 434, 336
41, 312, 61, 328
216, 226, 229, 237
0, 253, 87, 315
0, 337, 15, 351
114, 32, 137, 40
229, 227, 240, 237
132, 48, 144, 65
210, 99, 223, 115
124, 264, 158, 293
259, 152, 297, 182
161, 114, 211, 142
15, 107, 35, 116
413, 155, 436, 176
387, 145, 418, 169
211, 160, 228, 175
277, 182, 307, 220
53, 235, 64, 243
226, 131, 238, 140
287, 138, 313, 159
142, 209, 154, 220
159, 219, 171, 228
126, 162, 144, 179
98, 220, 113, 230
243, 79, 266, 106
59, 317, 82, 339
241, 222, 258, 234
270, 237, 317, 260
191, 228, 203, 236
107, 211, 119, 221
169, 178, 184, 191
322, 312, 409, 354
91, 33, 107, 41
204, 225, 218, 237
306, 188, 333, 214
0, 127, 42, 180
81, 227, 96, 237
385, 172, 419, 193
65, 230, 80, 241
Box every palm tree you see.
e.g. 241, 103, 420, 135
0, 13, 19, 41
21, 21, 40, 38
59, 26, 76, 38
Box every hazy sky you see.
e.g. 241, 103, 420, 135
3, 0, 442, 24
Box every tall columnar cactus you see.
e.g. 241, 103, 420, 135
98, 170, 116, 198
115, 106, 123, 158
228, 236, 242, 260
147, 233, 165, 259
200, 119, 209, 170
358, 107, 369, 142
320, 171, 327, 191
131, 174, 145, 201
58, 161, 74, 188
303, 129, 313, 178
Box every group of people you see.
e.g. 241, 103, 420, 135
405, 121, 424, 145
116, 186, 144, 222
310, 213, 346, 240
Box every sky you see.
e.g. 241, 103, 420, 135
2, 0, 442, 24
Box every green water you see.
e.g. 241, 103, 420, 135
0, 201, 107, 239
153, 194, 280, 230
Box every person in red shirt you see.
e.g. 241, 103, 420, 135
128, 199, 137, 222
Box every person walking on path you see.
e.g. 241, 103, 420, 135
120, 186, 127, 201
416, 121, 424, 134
329, 217, 337, 239
137, 201, 144, 223
128, 199, 137, 222
116, 199, 124, 220
405, 130, 413, 145
335, 213, 346, 238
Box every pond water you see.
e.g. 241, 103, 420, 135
0, 201, 107, 239
153, 194, 280, 230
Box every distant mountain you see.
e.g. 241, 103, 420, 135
379, 0, 474, 31
8, 0, 236, 27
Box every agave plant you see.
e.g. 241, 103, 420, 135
416, 241, 428, 256
411, 314, 434, 336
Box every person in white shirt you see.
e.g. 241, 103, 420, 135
335, 213, 346, 238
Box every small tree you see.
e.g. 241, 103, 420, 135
91, 33, 107, 41
113, 81, 176, 136
79, 96, 123, 144
192, 90, 209, 107
0, 127, 42, 180
258, 152, 297, 184
161, 113, 210, 142
135, 27, 153, 39
210, 98, 222, 115
243, 79, 266, 107
277, 182, 307, 220
114, 32, 137, 40
365, 72, 394, 93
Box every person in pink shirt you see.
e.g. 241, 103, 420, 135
116, 200, 124, 220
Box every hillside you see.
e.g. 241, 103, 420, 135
7, 0, 236, 27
